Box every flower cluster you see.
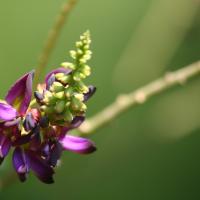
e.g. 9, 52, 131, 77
0, 31, 96, 184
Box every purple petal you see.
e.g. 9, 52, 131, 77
23, 112, 37, 131
34, 91, 44, 102
12, 147, 30, 182
27, 151, 54, 184
4, 118, 21, 127
0, 103, 17, 121
84, 85, 96, 102
49, 142, 63, 167
45, 67, 72, 86
59, 135, 96, 154
41, 142, 50, 158
5, 71, 34, 114
46, 74, 55, 90
0, 133, 11, 162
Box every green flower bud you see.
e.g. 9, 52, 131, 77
50, 81, 64, 93
79, 58, 87, 64
53, 91, 65, 99
55, 73, 65, 79
58, 75, 71, 85
74, 93, 84, 101
73, 72, 82, 82
83, 44, 89, 50
80, 65, 91, 77
63, 109, 73, 122
77, 49, 83, 56
70, 97, 86, 112
44, 90, 53, 99
80, 103, 87, 112
70, 50, 77, 59
65, 87, 74, 98
61, 62, 76, 70
83, 54, 91, 61
75, 81, 89, 93
66, 101, 71, 107
76, 41, 83, 48
55, 100, 66, 114
41, 105, 54, 114
85, 50, 92, 56
43, 91, 56, 105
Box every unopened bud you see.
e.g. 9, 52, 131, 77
65, 87, 73, 98
50, 81, 64, 93
55, 73, 65, 79
70, 50, 77, 59
81, 65, 91, 76
58, 75, 71, 85
54, 91, 65, 99
63, 110, 73, 122
55, 100, 66, 113
76, 41, 83, 48
61, 62, 76, 70
76, 81, 89, 93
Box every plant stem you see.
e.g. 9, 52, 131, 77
78, 61, 200, 135
34, 0, 78, 90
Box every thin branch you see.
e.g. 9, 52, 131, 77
78, 61, 200, 135
34, 0, 78, 89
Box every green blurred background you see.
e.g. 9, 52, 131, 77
1, 0, 200, 199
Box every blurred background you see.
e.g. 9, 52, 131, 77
0, 0, 200, 199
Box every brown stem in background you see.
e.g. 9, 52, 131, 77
33, 0, 78, 90
78, 61, 200, 135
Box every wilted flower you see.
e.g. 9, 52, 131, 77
0, 31, 96, 184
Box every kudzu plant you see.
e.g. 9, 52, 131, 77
0, 31, 96, 184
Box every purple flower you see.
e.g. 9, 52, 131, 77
0, 66, 96, 184
0, 71, 34, 163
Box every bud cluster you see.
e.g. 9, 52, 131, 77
35, 31, 94, 126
